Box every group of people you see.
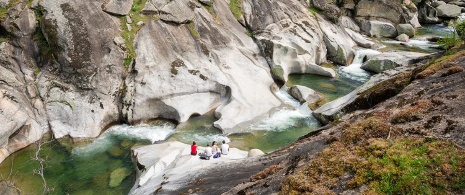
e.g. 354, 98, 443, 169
190, 140, 229, 160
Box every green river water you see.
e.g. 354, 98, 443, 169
0, 25, 449, 194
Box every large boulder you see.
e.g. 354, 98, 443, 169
318, 15, 356, 65
358, 19, 398, 38
158, 0, 197, 24
436, 3, 462, 18
248, 149, 265, 157
38, 0, 125, 138
396, 33, 410, 42
355, 0, 419, 26
288, 85, 321, 104
344, 28, 375, 48
102, 0, 133, 16
361, 52, 429, 73
339, 16, 360, 32
312, 0, 341, 21
396, 24, 415, 37
243, 0, 335, 83
130, 0, 281, 133
418, 3, 442, 23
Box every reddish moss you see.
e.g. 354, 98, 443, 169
391, 100, 432, 124
250, 165, 283, 182
441, 65, 464, 77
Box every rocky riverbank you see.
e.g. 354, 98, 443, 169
153, 45, 465, 195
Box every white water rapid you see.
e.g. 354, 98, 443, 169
339, 49, 381, 82
72, 124, 176, 156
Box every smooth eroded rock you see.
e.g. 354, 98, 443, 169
102, 0, 134, 16
131, 0, 281, 133
288, 85, 321, 104
248, 149, 265, 157
361, 52, 429, 73
396, 33, 410, 42
358, 19, 398, 38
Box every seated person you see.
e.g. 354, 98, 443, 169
200, 144, 213, 160
221, 140, 229, 155
191, 141, 198, 155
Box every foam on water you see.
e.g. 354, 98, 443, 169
340, 49, 380, 82
275, 86, 301, 107
72, 124, 175, 156
249, 87, 314, 131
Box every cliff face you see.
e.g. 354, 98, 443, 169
0, 0, 459, 163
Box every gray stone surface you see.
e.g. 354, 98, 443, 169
141, 1, 157, 15
397, 24, 415, 37
436, 3, 462, 18
248, 149, 265, 157
102, 0, 133, 16
158, 0, 197, 24
358, 19, 398, 38
130, 0, 281, 133
419, 3, 442, 23
288, 85, 320, 104
345, 28, 375, 48
244, 0, 335, 82
361, 52, 429, 73
318, 15, 356, 65
396, 33, 410, 42
39, 0, 124, 138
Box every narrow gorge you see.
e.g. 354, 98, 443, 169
0, 0, 464, 194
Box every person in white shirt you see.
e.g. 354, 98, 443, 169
204, 144, 213, 160
221, 140, 229, 155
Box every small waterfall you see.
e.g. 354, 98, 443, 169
250, 87, 315, 131
459, 13, 465, 22
340, 49, 380, 82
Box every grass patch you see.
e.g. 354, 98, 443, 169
120, 0, 160, 69
229, 0, 243, 20
281, 131, 465, 194
188, 21, 199, 39
309, 7, 319, 16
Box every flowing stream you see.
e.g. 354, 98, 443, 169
0, 25, 448, 194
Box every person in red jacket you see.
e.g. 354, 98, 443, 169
191, 141, 198, 155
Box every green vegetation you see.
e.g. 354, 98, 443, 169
229, 0, 243, 20
188, 21, 200, 38
246, 28, 253, 37
120, 0, 160, 68
281, 110, 465, 194
309, 7, 318, 16
438, 21, 465, 50
0, 36, 9, 43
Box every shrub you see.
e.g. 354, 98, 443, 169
438, 34, 461, 50
454, 20, 465, 41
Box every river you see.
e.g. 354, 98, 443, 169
0, 24, 449, 194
